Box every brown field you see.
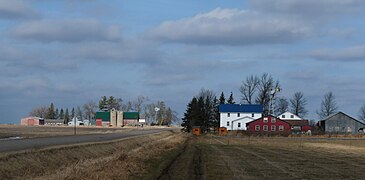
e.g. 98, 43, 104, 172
2, 129, 365, 179
158, 135, 365, 179
0, 124, 166, 138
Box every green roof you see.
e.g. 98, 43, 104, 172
123, 112, 139, 119
95, 112, 110, 121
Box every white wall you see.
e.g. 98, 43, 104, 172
220, 112, 262, 130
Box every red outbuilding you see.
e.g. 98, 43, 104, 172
246, 115, 291, 135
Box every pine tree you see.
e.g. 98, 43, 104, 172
219, 92, 225, 104
55, 108, 59, 119
59, 108, 64, 120
98, 96, 108, 110
76, 106, 83, 120
46, 103, 56, 119
64, 108, 70, 124
71, 107, 75, 119
227, 92, 235, 104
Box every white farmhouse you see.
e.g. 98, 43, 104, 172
219, 104, 263, 130
277, 112, 303, 120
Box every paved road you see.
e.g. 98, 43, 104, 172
0, 128, 172, 153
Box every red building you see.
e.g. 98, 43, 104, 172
246, 115, 291, 135
285, 120, 312, 133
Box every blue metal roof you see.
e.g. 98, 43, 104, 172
219, 104, 263, 113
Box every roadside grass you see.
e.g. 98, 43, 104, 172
0, 130, 187, 179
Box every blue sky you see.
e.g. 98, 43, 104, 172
1, 0, 365, 124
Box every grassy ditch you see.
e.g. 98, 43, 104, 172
0, 130, 188, 179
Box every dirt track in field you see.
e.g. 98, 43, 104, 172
158, 135, 365, 180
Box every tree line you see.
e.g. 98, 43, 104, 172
182, 73, 365, 131
29, 95, 179, 125
29, 101, 97, 124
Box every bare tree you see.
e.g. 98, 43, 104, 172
240, 75, 259, 104
256, 73, 280, 115
29, 106, 48, 118
274, 97, 288, 115
290, 92, 308, 117
133, 96, 149, 113
317, 92, 338, 119
83, 101, 97, 120
358, 104, 365, 121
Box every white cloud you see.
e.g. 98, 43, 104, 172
147, 8, 311, 45
0, 0, 40, 19
250, 0, 365, 19
10, 19, 122, 43
309, 45, 365, 61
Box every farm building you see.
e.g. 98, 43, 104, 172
318, 112, 365, 134
285, 120, 312, 134
20, 117, 44, 126
44, 119, 64, 126
219, 104, 263, 130
246, 115, 291, 135
95, 110, 141, 127
277, 112, 303, 120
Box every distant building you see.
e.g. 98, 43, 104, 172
44, 119, 64, 126
277, 112, 303, 120
219, 104, 263, 130
246, 115, 291, 135
318, 112, 365, 134
20, 117, 43, 126
285, 120, 312, 134
95, 110, 141, 127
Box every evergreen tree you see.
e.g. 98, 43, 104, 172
219, 92, 225, 104
46, 103, 56, 119
227, 92, 235, 104
211, 96, 220, 132
71, 107, 75, 119
76, 106, 83, 120
59, 108, 64, 120
182, 97, 198, 132
108, 96, 121, 110
64, 108, 70, 124
55, 108, 59, 119
98, 96, 108, 110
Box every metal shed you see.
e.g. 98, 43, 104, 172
319, 112, 365, 134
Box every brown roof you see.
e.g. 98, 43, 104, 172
284, 120, 309, 126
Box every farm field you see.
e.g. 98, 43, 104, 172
2, 129, 365, 179
0, 124, 165, 139
158, 135, 365, 179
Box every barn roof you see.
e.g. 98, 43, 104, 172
246, 115, 290, 125
284, 120, 309, 126
320, 112, 365, 125
219, 104, 263, 113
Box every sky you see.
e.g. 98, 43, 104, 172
1, 0, 365, 124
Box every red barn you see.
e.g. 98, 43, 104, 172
246, 115, 291, 135
285, 120, 312, 133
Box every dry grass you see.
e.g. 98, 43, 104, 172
0, 130, 188, 179
0, 125, 168, 138
155, 134, 365, 179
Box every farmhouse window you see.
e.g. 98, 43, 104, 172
238, 123, 241, 127
263, 117, 268, 123
263, 125, 268, 131
227, 121, 230, 126
290, 115, 294, 118
227, 113, 230, 117
279, 125, 284, 131
282, 115, 285, 118
271, 125, 276, 131
251, 113, 254, 117
255, 125, 260, 131
271, 118, 276, 123
237, 113, 240, 117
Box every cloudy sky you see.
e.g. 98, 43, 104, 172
1, 0, 365, 124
